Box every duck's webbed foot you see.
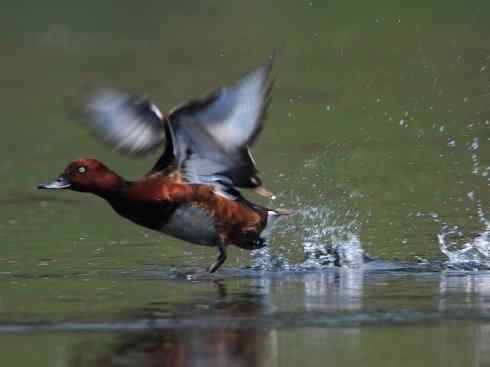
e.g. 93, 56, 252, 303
208, 242, 227, 273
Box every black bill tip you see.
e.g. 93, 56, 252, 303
37, 174, 71, 190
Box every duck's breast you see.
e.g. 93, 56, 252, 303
161, 204, 219, 246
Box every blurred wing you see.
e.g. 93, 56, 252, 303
84, 89, 166, 155
168, 55, 274, 198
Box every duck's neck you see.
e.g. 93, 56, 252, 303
94, 178, 132, 202
91, 174, 131, 201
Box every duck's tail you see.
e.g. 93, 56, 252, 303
270, 208, 295, 217
260, 207, 295, 240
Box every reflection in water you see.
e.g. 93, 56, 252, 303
71, 327, 269, 367
439, 273, 490, 367
73, 268, 490, 367
68, 268, 366, 367
302, 269, 363, 312
68, 267, 365, 367
70, 282, 272, 367
5, 267, 490, 366
474, 324, 490, 367
439, 272, 490, 313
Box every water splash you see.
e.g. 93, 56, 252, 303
427, 180, 490, 270
416, 178, 489, 270
300, 206, 364, 269
250, 205, 366, 271
437, 129, 490, 269
250, 246, 291, 271
437, 205, 490, 270
248, 143, 370, 272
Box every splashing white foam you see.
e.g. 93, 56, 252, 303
433, 130, 490, 269
250, 205, 365, 271
438, 224, 490, 269
299, 206, 365, 269
437, 195, 490, 269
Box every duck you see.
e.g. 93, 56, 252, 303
38, 55, 291, 273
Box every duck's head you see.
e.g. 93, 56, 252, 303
38, 158, 122, 194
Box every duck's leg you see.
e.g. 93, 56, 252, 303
208, 242, 227, 273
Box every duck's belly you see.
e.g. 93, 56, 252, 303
160, 205, 219, 246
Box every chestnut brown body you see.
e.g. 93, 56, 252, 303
108, 170, 268, 250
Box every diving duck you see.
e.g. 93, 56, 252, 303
38, 55, 290, 273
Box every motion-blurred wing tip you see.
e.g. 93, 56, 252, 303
81, 88, 166, 156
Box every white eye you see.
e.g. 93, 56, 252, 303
78, 166, 87, 174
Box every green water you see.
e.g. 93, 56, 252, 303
1, 1, 489, 366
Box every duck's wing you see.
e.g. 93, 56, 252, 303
165, 55, 275, 199
82, 55, 275, 200
84, 89, 167, 155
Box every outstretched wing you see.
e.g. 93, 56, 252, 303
81, 54, 275, 199
167, 55, 274, 198
84, 89, 166, 155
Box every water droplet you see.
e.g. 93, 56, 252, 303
470, 138, 479, 151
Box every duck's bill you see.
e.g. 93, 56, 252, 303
37, 174, 71, 190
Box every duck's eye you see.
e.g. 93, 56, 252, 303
78, 166, 87, 174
